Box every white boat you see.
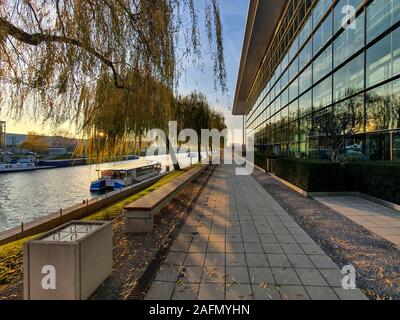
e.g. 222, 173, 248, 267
90, 160, 162, 192
0, 154, 39, 173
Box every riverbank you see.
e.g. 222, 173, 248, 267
0, 166, 199, 298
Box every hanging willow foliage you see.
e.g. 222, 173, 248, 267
0, 0, 227, 159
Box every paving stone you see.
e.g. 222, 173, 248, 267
202, 266, 226, 283
244, 243, 264, 253
246, 253, 269, 267
281, 243, 304, 255
149, 165, 355, 301
249, 267, 275, 285
295, 269, 329, 286
262, 243, 284, 254
209, 234, 225, 243
188, 242, 208, 253
172, 283, 200, 300
275, 234, 297, 244
226, 227, 241, 234
226, 267, 251, 284
204, 252, 225, 266
300, 243, 326, 255
271, 268, 302, 286
226, 253, 247, 267
292, 234, 315, 244
226, 234, 243, 243
178, 266, 203, 283
155, 265, 180, 282
305, 286, 339, 300
267, 254, 292, 268
333, 288, 369, 300
226, 284, 253, 300
259, 234, 279, 243
319, 269, 344, 287
170, 241, 191, 253
287, 255, 315, 268
278, 285, 310, 300
165, 252, 186, 266
226, 242, 245, 253
252, 285, 281, 300
145, 282, 175, 300
184, 252, 206, 267
242, 234, 260, 243
198, 283, 225, 300
309, 255, 338, 269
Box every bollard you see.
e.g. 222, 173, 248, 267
59, 208, 63, 225
21, 222, 24, 239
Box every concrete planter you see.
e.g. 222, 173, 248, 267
24, 221, 112, 300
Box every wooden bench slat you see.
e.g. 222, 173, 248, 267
124, 165, 205, 211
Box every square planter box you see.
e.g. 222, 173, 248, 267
24, 221, 112, 300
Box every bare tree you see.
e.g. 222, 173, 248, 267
312, 93, 364, 162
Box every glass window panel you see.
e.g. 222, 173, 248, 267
299, 39, 313, 70
299, 64, 313, 94
367, 82, 392, 131
334, 12, 365, 67
299, 90, 313, 116
289, 37, 299, 62
281, 88, 289, 108
289, 99, 299, 122
367, 79, 400, 131
334, 53, 364, 101
299, 16, 313, 45
313, 76, 333, 110
313, 13, 333, 55
334, 94, 365, 134
367, 28, 400, 87
313, 44, 332, 83
289, 58, 299, 82
313, 0, 333, 28
289, 78, 299, 102
367, 0, 400, 43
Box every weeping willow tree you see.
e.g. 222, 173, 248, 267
0, 0, 227, 160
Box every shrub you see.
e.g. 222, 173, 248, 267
345, 162, 400, 204
275, 158, 345, 192
254, 152, 267, 170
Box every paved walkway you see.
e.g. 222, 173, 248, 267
145, 165, 367, 300
314, 196, 400, 248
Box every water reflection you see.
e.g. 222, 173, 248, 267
0, 153, 199, 232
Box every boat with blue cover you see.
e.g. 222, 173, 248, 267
90, 160, 162, 192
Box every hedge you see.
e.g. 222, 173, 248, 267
345, 162, 400, 205
275, 159, 345, 192
274, 158, 400, 204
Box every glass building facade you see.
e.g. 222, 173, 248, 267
245, 0, 400, 160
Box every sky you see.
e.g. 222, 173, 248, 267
1, 0, 249, 144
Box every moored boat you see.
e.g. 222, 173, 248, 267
90, 160, 162, 192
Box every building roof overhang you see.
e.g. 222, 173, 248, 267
232, 0, 288, 115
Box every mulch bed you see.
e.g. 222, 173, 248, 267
0, 166, 214, 300
252, 169, 400, 300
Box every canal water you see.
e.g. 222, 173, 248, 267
0, 153, 200, 232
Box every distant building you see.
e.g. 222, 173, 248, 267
48, 147, 69, 156
6, 133, 27, 153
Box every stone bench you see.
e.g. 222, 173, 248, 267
124, 165, 208, 233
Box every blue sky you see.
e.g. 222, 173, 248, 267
178, 0, 248, 143
3, 0, 249, 143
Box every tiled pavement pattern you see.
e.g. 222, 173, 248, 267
145, 165, 367, 300
315, 196, 400, 248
